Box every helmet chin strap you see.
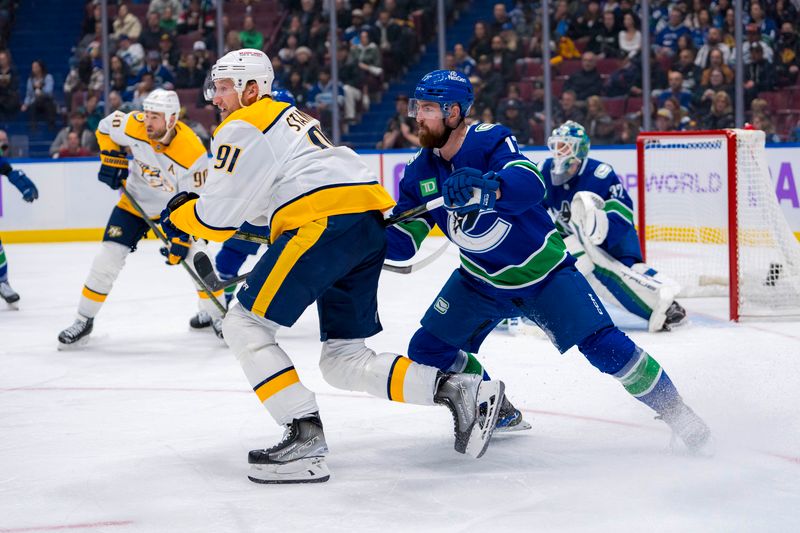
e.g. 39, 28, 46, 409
157, 116, 178, 144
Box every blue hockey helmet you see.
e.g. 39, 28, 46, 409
547, 120, 590, 182
409, 69, 473, 120
271, 88, 296, 106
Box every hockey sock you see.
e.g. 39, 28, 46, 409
77, 242, 130, 319
0, 240, 8, 282
448, 350, 491, 380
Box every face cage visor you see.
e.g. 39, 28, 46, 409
408, 99, 459, 120
547, 135, 582, 181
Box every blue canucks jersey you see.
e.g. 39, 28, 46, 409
387, 123, 571, 290
540, 157, 643, 266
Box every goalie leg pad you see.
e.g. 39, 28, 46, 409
224, 303, 319, 425
319, 338, 439, 405
77, 241, 130, 319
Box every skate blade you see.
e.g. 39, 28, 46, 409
248, 456, 331, 484
465, 380, 505, 459
4, 301, 20, 310
57, 336, 91, 351
495, 419, 533, 433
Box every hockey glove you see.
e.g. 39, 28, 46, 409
442, 167, 499, 213
7, 169, 38, 202
98, 150, 129, 190
570, 191, 609, 246
160, 191, 198, 241
160, 237, 191, 265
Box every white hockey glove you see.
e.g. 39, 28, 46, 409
570, 191, 608, 246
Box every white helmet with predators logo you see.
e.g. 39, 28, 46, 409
143, 88, 180, 128
204, 48, 274, 105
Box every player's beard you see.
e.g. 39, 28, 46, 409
146, 128, 167, 141
419, 121, 453, 149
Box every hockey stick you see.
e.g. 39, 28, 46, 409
120, 186, 227, 315
192, 197, 450, 289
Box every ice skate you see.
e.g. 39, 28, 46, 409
248, 413, 330, 484
662, 301, 687, 331
657, 402, 713, 456
189, 311, 213, 329
434, 373, 505, 458
57, 317, 94, 350
494, 396, 532, 433
1, 281, 20, 308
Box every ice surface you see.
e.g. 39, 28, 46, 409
1, 239, 798, 532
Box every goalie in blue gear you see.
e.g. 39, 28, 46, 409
385, 71, 711, 453
540, 121, 687, 332
0, 132, 39, 307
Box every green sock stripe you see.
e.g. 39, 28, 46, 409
224, 285, 236, 295
620, 354, 662, 396
0, 249, 6, 266
462, 353, 484, 376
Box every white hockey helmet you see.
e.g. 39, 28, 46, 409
143, 88, 180, 128
204, 48, 274, 104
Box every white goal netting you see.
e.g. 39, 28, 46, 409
639, 129, 800, 319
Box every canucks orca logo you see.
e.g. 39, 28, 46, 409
447, 210, 511, 253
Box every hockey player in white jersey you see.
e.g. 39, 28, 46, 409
160, 49, 505, 484
57, 89, 225, 348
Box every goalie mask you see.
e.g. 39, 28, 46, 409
204, 48, 274, 105
547, 121, 590, 185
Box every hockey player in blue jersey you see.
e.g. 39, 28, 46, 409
0, 134, 39, 307
386, 70, 711, 452
540, 121, 687, 332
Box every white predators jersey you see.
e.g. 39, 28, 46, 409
96, 110, 209, 218
169, 97, 394, 243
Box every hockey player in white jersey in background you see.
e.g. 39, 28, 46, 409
160, 49, 504, 484
540, 121, 687, 332
57, 89, 225, 348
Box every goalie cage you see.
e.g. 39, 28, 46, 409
636, 128, 800, 321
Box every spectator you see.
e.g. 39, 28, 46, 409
618, 12, 641, 58
175, 52, 205, 89
159, 6, 178, 35
661, 96, 688, 130
654, 107, 675, 132
0, 49, 20, 121
689, 8, 712, 48
379, 94, 419, 149
744, 44, 776, 103
141, 13, 163, 51
473, 55, 504, 103
616, 113, 641, 144
584, 95, 615, 145
564, 51, 603, 101
490, 3, 510, 37
192, 40, 212, 71
655, 8, 690, 57
57, 131, 92, 158
350, 30, 382, 97
658, 70, 692, 109
775, 21, 800, 87
285, 69, 308, 109
240, 15, 264, 50
694, 67, 732, 117
488, 34, 514, 81
225, 29, 243, 54
468, 21, 492, 61
158, 33, 180, 70
374, 11, 404, 78
734, 24, 775, 65
136, 50, 175, 89
478, 106, 494, 125
590, 10, 621, 58
605, 53, 641, 97
109, 55, 132, 95
571, 0, 602, 42
334, 43, 366, 123
553, 89, 586, 125
694, 27, 731, 68
49, 110, 96, 156
700, 48, 734, 85
749, 1, 778, 46
674, 48, 702, 92
132, 71, 155, 108
453, 43, 476, 77
343, 9, 367, 45
306, 69, 345, 135
752, 113, 781, 143
117, 34, 145, 73
106, 90, 124, 115
85, 94, 103, 132
701, 91, 734, 129
769, 0, 799, 27
177, 0, 215, 36
293, 47, 319, 88
498, 98, 531, 144
20, 59, 56, 130
113, 4, 142, 42
148, 0, 182, 18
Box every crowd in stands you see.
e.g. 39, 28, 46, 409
439, 0, 800, 146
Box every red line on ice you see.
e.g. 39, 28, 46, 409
0, 520, 133, 532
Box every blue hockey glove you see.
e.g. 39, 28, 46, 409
442, 167, 499, 213
160, 191, 198, 241
159, 237, 191, 265
98, 150, 129, 190
7, 169, 38, 202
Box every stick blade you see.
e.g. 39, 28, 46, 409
192, 251, 221, 290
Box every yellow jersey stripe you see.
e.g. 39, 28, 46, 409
388, 356, 412, 403
170, 199, 237, 242
251, 217, 327, 317
213, 97, 290, 138
82, 285, 108, 303
115, 194, 159, 220
270, 182, 395, 242
196, 289, 223, 299
254, 367, 300, 403
96, 130, 121, 153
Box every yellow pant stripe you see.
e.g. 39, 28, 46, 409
251, 218, 328, 317
254, 367, 300, 403
196, 289, 223, 299
81, 285, 107, 303
388, 356, 412, 403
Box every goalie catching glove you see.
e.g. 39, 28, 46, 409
442, 167, 499, 214
570, 191, 608, 245
98, 150, 129, 190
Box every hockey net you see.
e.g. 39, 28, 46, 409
637, 129, 800, 320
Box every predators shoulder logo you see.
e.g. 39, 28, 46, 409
107, 225, 123, 238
